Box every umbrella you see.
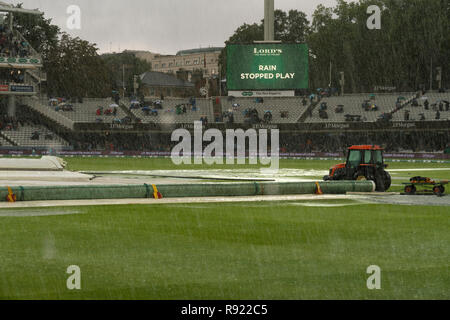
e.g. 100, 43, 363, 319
109, 103, 119, 108
130, 100, 140, 105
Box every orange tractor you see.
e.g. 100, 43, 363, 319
323, 145, 391, 192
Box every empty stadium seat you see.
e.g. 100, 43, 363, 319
220, 97, 308, 124
1, 124, 69, 148
42, 98, 129, 123
391, 92, 450, 121
128, 98, 214, 124
305, 93, 419, 123
0, 136, 12, 147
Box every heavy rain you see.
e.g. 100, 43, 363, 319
0, 0, 448, 311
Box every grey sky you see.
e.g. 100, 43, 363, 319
9, 0, 338, 55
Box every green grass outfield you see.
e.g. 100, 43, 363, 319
64, 156, 450, 172
0, 201, 448, 299
0, 157, 448, 299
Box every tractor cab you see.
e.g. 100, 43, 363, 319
346, 145, 386, 170
323, 145, 391, 192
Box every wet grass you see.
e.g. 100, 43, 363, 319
0, 200, 448, 300
63, 156, 450, 172
64, 157, 450, 193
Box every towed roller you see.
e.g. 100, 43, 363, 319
0, 180, 375, 202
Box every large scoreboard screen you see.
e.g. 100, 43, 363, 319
226, 43, 309, 91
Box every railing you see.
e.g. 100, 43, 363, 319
26, 68, 46, 82
297, 99, 319, 123
388, 91, 421, 115
22, 97, 74, 130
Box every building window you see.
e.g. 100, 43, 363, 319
154, 64, 159, 69
161, 63, 166, 68
185, 60, 191, 65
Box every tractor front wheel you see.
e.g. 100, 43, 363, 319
331, 168, 346, 181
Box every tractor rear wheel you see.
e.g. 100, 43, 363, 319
383, 171, 391, 191
374, 172, 386, 192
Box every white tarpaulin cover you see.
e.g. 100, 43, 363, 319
0, 156, 67, 171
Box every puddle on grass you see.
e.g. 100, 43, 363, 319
358, 195, 450, 207
286, 202, 362, 208
388, 168, 450, 172
88, 169, 329, 182
0, 209, 84, 217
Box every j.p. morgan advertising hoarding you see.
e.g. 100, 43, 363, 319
226, 43, 308, 90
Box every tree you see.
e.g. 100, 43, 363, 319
275, 9, 310, 43
101, 52, 152, 97
45, 33, 111, 98
11, 3, 112, 98
10, 3, 60, 57
218, 23, 263, 76
220, 1, 449, 93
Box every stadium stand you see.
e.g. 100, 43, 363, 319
23, 97, 133, 126
44, 98, 129, 124
391, 92, 450, 121
0, 135, 12, 146
1, 123, 68, 148
22, 97, 74, 130
220, 97, 309, 124
0, 24, 32, 58
21, 92, 448, 127
304, 92, 419, 123
129, 98, 214, 124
